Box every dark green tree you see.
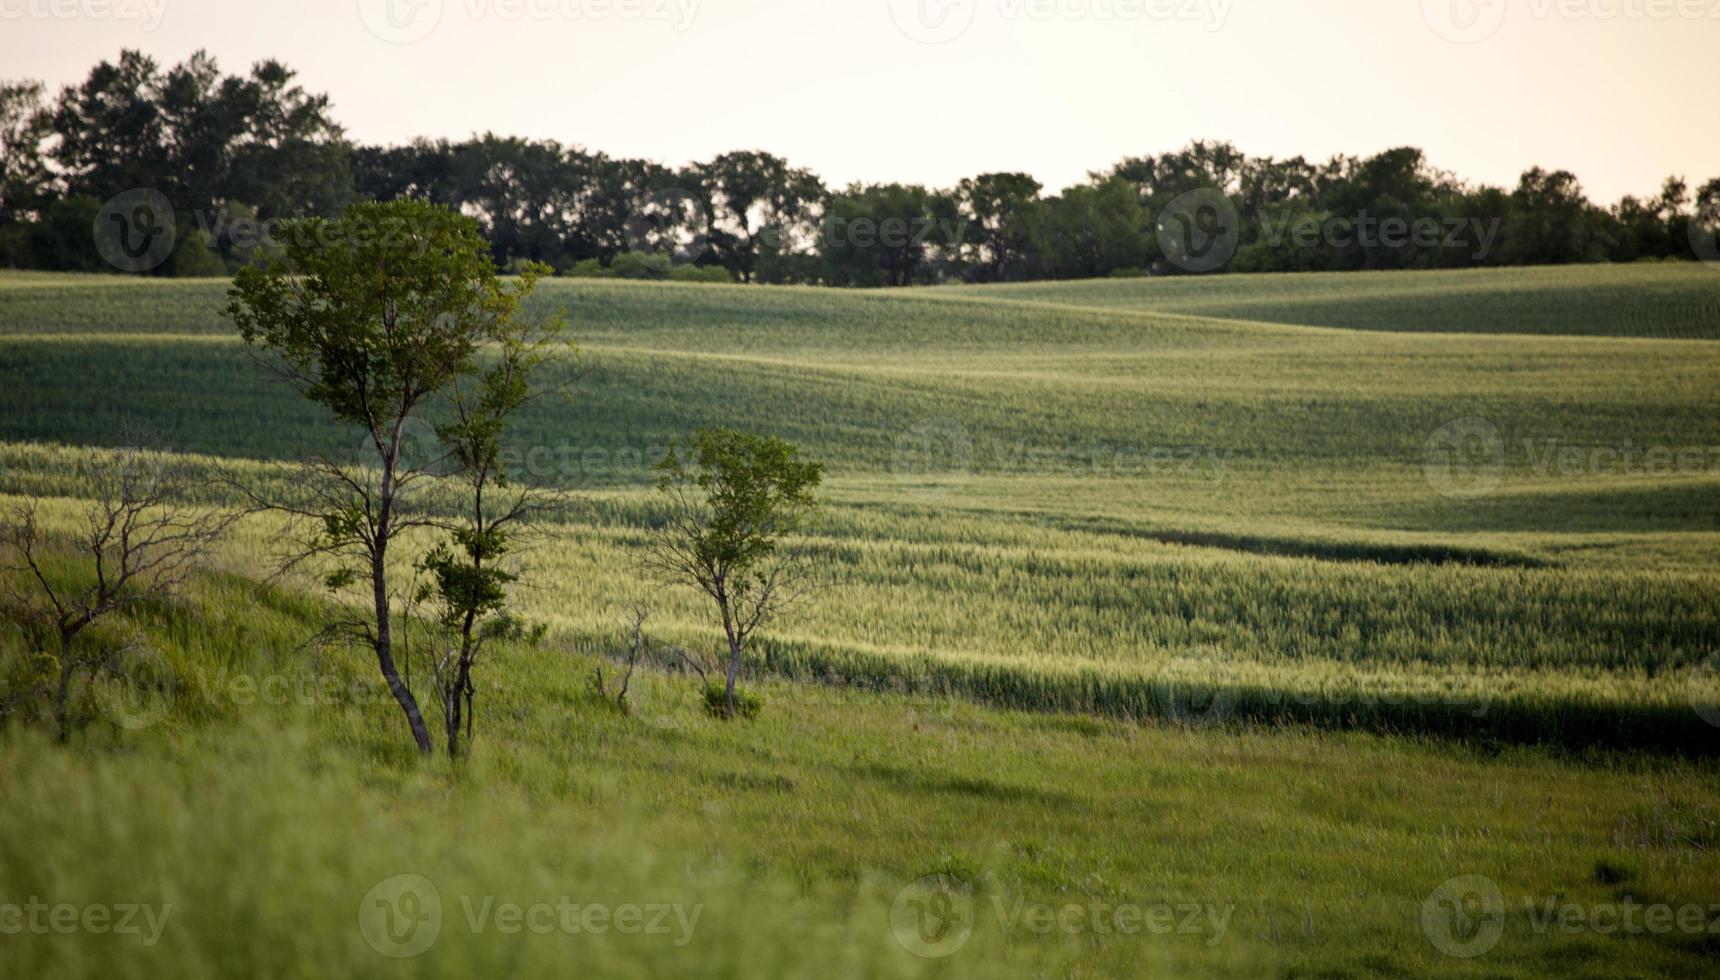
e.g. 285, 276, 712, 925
1038, 178, 1147, 278
822, 183, 960, 286
1104, 140, 1248, 205
225, 199, 553, 754
957, 172, 1043, 282
0, 81, 54, 225
691, 151, 826, 282
1500, 168, 1612, 265
445, 135, 581, 270
352, 139, 460, 207
49, 51, 170, 200
224, 59, 351, 222
577, 154, 677, 266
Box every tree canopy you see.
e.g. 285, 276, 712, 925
4, 49, 1717, 284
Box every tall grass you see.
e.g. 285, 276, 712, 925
3, 569, 1718, 978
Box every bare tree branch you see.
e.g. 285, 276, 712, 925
0, 441, 234, 740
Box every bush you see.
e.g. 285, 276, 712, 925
561, 257, 614, 278
609, 251, 673, 280
168, 230, 231, 277
702, 682, 762, 721
669, 264, 732, 284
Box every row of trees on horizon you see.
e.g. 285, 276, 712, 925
2, 50, 1716, 284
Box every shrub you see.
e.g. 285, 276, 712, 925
561, 257, 613, 278
702, 682, 762, 721
168, 230, 231, 277
550, 255, 728, 282
669, 264, 732, 284
610, 251, 673, 280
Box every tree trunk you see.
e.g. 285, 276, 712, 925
53, 631, 75, 743
444, 653, 473, 759
723, 630, 742, 718
444, 681, 461, 759
373, 563, 433, 753
374, 464, 434, 755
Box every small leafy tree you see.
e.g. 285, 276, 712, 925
225, 198, 560, 755
410, 314, 563, 759
0, 443, 231, 740
647, 428, 823, 718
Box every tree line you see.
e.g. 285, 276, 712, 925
3, 49, 1716, 284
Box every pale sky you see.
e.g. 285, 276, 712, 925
2, 0, 1713, 203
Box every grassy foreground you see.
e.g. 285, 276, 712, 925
1, 568, 1717, 979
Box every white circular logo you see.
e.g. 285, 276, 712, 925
1423, 416, 1504, 500
94, 189, 176, 273
107, 646, 170, 732
1421, 0, 1506, 44
1690, 653, 1720, 728
624, 187, 710, 266
1154, 666, 1233, 729
359, 874, 442, 957
111, 441, 170, 499
890, 875, 974, 958
356, 415, 446, 476
1422, 875, 1504, 958
890, 417, 973, 498
358, 0, 444, 43
1156, 189, 1240, 274
887, 0, 977, 44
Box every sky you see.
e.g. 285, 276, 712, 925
1, 0, 1714, 203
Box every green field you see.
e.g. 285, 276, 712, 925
947, 263, 1720, 339
2, 264, 1719, 978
